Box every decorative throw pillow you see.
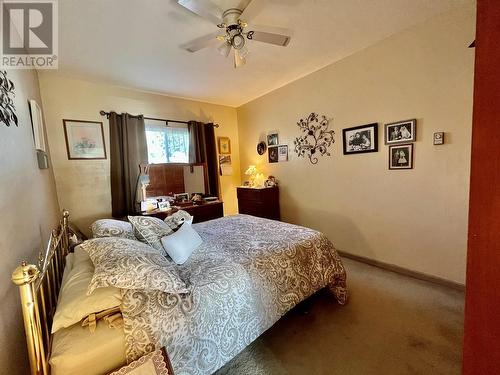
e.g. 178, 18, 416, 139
161, 222, 202, 265
128, 216, 173, 252
91, 219, 136, 240
52, 246, 122, 333
81, 237, 189, 295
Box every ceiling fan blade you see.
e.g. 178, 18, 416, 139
180, 31, 221, 52
234, 50, 246, 68
239, 0, 265, 22
249, 30, 291, 47
177, 0, 223, 25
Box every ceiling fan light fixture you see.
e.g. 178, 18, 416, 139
217, 41, 232, 57
231, 33, 245, 50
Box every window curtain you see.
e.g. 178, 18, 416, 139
109, 112, 148, 217
188, 121, 220, 197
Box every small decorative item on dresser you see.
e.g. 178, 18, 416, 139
389, 144, 414, 170
433, 132, 445, 145
218, 137, 231, 154
257, 141, 267, 155
109, 347, 175, 375
385, 119, 416, 144
264, 175, 278, 187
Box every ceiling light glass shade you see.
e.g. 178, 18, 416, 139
234, 49, 246, 68
231, 34, 245, 50
217, 42, 231, 58
238, 45, 249, 59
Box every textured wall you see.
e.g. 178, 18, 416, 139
0, 69, 60, 374
38, 75, 241, 236
237, 4, 475, 284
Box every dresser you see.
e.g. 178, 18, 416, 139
237, 186, 280, 220
142, 201, 224, 223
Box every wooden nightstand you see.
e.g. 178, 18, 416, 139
237, 186, 280, 220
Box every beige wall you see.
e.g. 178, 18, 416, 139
38, 75, 241, 236
0, 70, 60, 374
237, 4, 475, 284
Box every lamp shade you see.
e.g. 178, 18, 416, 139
245, 165, 257, 175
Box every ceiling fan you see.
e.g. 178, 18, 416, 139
178, 0, 291, 68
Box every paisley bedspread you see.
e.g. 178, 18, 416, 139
121, 214, 347, 375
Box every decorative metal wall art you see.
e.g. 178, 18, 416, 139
0, 70, 18, 127
293, 112, 335, 164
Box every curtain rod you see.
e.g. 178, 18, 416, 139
99, 111, 219, 128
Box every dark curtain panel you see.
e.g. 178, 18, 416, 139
109, 112, 148, 217
188, 121, 220, 197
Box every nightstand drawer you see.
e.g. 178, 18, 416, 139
237, 188, 263, 201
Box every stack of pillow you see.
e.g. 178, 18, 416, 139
52, 211, 203, 335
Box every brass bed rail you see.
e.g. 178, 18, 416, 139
11, 210, 73, 375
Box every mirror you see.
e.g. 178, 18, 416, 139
146, 163, 209, 198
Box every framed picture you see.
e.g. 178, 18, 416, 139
385, 119, 416, 144
29, 99, 46, 151
268, 146, 279, 163
433, 132, 445, 145
278, 145, 288, 161
63, 119, 106, 160
389, 144, 413, 170
218, 137, 231, 154
257, 141, 267, 155
342, 123, 378, 155
267, 133, 278, 146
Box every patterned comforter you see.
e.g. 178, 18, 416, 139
121, 215, 347, 375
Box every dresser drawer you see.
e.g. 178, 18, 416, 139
237, 188, 263, 201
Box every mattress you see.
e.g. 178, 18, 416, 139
50, 320, 126, 375
49, 248, 126, 375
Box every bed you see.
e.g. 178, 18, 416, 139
13, 211, 347, 375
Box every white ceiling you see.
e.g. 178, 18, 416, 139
56, 0, 467, 107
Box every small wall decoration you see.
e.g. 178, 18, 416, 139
0, 70, 18, 127
342, 123, 378, 155
257, 141, 267, 155
63, 119, 107, 160
389, 144, 413, 170
433, 132, 445, 145
268, 146, 279, 163
29, 99, 46, 151
219, 154, 233, 176
267, 133, 279, 146
278, 145, 288, 161
293, 112, 335, 164
385, 119, 416, 144
218, 137, 231, 154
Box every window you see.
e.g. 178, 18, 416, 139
145, 119, 189, 164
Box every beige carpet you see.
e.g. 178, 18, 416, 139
216, 258, 464, 375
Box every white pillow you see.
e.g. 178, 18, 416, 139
52, 246, 122, 333
160, 223, 202, 265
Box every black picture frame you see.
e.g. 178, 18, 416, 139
384, 119, 416, 145
342, 123, 378, 155
389, 143, 414, 170
268, 146, 279, 163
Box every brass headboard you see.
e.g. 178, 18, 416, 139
11, 210, 75, 375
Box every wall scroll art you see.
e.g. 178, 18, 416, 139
293, 112, 335, 164
0, 70, 18, 127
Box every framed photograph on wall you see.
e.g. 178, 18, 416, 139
278, 145, 288, 161
389, 143, 413, 170
385, 119, 416, 144
268, 146, 279, 163
63, 119, 106, 160
218, 137, 231, 154
342, 123, 378, 155
267, 133, 279, 146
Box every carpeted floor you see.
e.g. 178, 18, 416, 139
215, 258, 464, 375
